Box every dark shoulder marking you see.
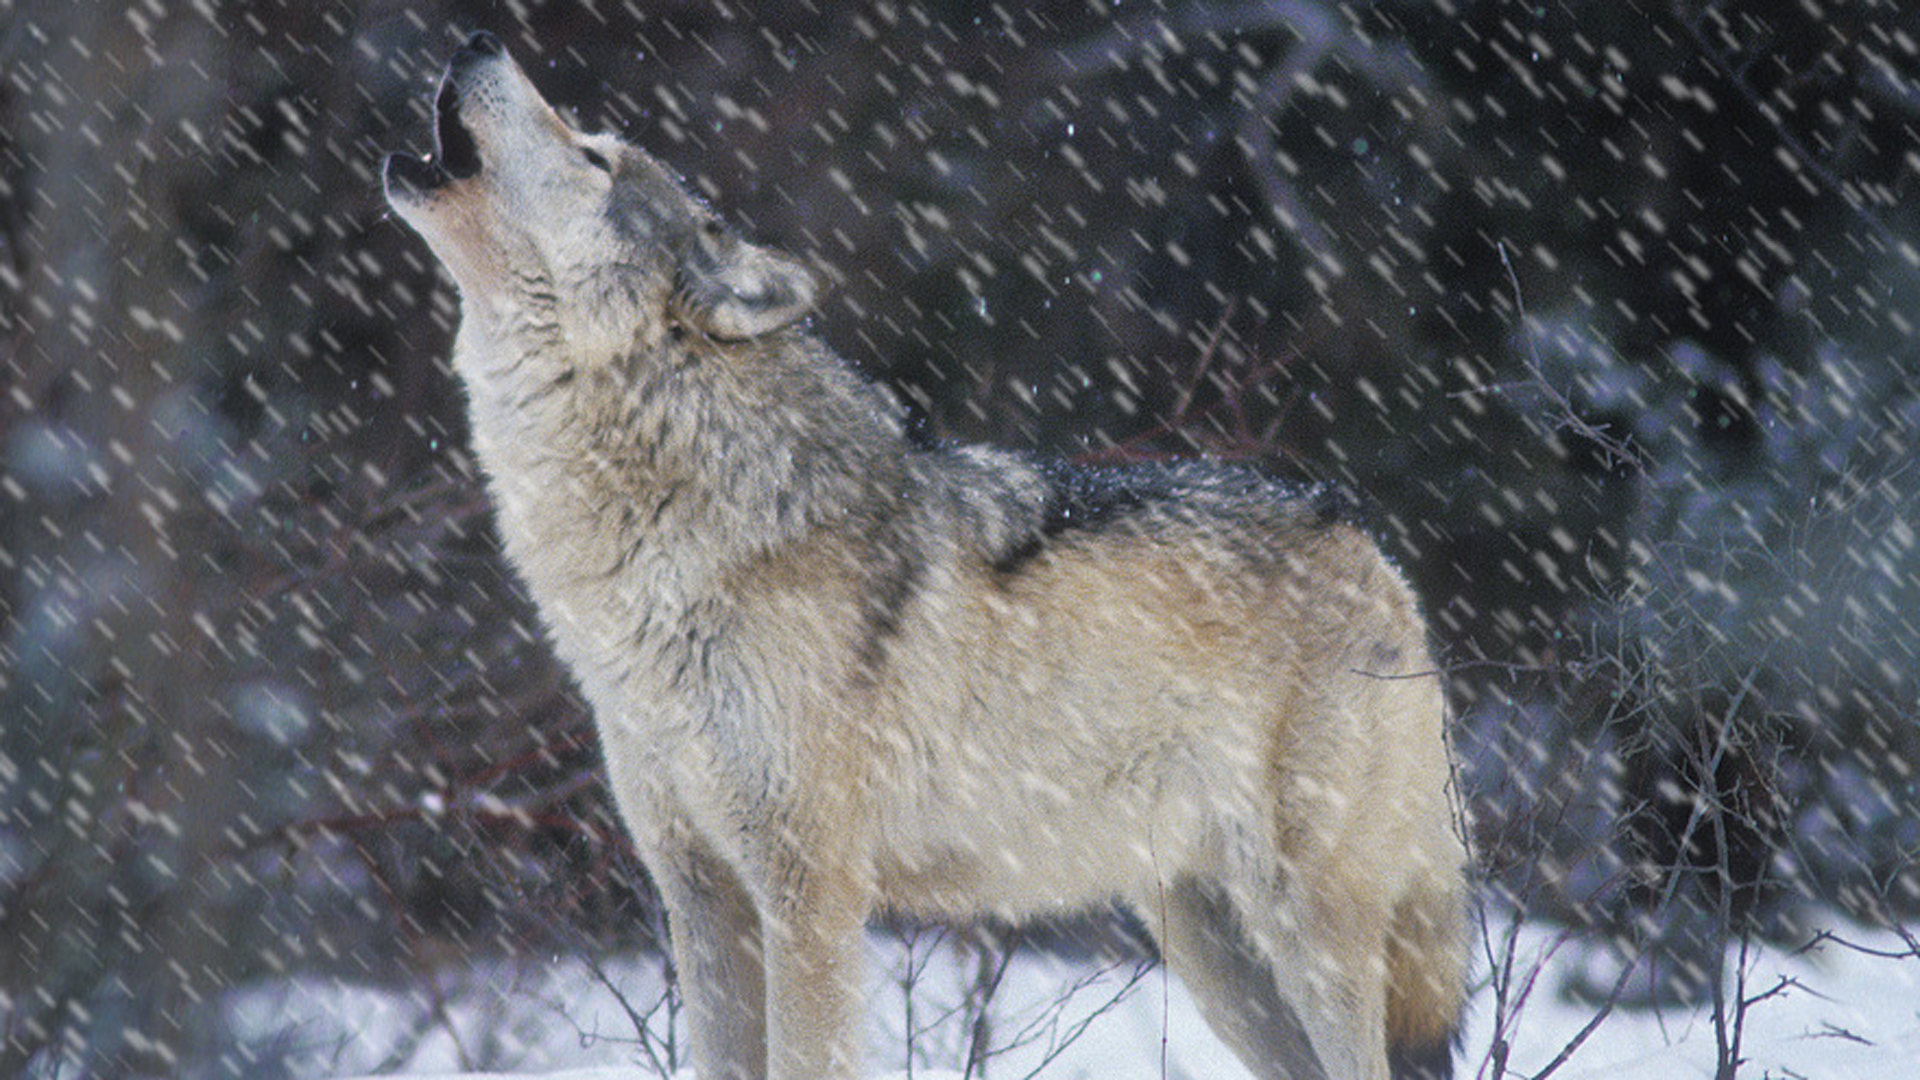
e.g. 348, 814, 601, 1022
854, 526, 928, 677
1305, 480, 1358, 528
989, 459, 1353, 578
989, 461, 1146, 576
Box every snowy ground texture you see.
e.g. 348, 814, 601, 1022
238, 915, 1920, 1079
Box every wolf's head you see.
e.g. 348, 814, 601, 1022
383, 32, 818, 355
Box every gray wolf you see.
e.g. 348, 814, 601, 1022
384, 31, 1468, 1080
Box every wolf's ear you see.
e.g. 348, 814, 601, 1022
676, 233, 819, 340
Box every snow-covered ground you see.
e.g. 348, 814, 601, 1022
241, 916, 1919, 1079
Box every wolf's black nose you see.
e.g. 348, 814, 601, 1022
464, 30, 504, 56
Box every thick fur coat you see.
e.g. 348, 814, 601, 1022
385, 32, 1468, 1080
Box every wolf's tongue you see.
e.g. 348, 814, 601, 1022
435, 77, 481, 180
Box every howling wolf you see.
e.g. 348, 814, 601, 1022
384, 31, 1467, 1080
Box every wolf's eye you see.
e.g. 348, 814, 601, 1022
581, 147, 612, 173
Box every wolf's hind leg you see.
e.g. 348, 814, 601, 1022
1142, 875, 1329, 1080
1245, 875, 1394, 1080
656, 838, 768, 1080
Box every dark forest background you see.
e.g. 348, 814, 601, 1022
3, 0, 1918, 1075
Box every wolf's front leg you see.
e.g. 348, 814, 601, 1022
760, 850, 871, 1080
655, 837, 768, 1080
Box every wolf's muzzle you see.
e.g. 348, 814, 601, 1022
382, 31, 499, 195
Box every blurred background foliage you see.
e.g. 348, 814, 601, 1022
2, 0, 1918, 1074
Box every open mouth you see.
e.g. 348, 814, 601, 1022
383, 33, 494, 193
433, 72, 482, 180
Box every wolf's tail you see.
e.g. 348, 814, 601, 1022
1385, 866, 1469, 1080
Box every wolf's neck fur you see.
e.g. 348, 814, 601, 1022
458, 319, 910, 591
